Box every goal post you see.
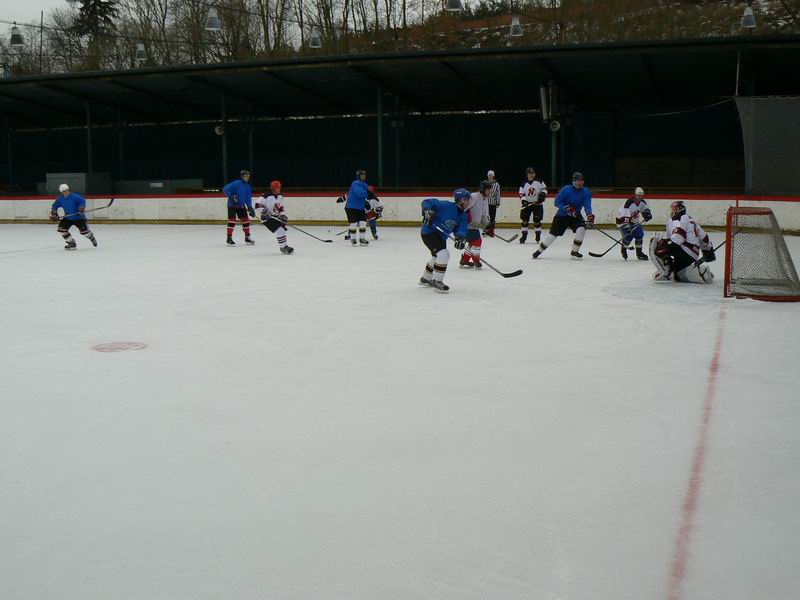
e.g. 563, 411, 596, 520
724, 207, 800, 302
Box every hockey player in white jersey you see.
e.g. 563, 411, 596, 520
365, 186, 384, 240
255, 180, 294, 254
459, 180, 491, 268
518, 167, 547, 244
616, 186, 652, 260
650, 200, 715, 283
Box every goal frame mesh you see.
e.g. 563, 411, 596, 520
724, 207, 800, 302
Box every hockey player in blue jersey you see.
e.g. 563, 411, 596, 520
345, 169, 370, 246
532, 171, 595, 260
223, 169, 255, 246
50, 183, 98, 249
419, 189, 470, 293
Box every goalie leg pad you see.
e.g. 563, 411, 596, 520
676, 264, 715, 284
649, 236, 672, 279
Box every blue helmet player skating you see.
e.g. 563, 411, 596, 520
419, 189, 470, 293
532, 171, 595, 260
50, 183, 98, 250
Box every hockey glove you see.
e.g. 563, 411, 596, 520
336, 195, 345, 203
537, 191, 547, 203
521, 199, 530, 208
423, 209, 436, 226
78, 206, 85, 213
701, 247, 716, 263
453, 237, 466, 250
642, 208, 653, 222
565, 205, 577, 216
655, 239, 673, 258
279, 214, 288, 224
247, 207, 256, 218
585, 213, 595, 229
49, 212, 59, 222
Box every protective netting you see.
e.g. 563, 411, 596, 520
736, 97, 800, 196
725, 207, 800, 301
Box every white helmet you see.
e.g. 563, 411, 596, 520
487, 170, 495, 178
635, 186, 644, 196
58, 184, 70, 193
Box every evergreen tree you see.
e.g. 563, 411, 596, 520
67, 0, 119, 70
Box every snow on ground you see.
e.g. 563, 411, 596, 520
1, 223, 799, 600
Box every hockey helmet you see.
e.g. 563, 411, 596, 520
453, 188, 471, 206
635, 186, 645, 196
58, 183, 70, 193
670, 200, 686, 219
270, 180, 282, 192
572, 171, 584, 181
240, 169, 251, 179
487, 170, 496, 179
356, 169, 367, 180
526, 167, 536, 175
478, 180, 491, 194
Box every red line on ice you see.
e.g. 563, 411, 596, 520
666, 308, 726, 600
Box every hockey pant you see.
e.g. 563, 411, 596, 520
262, 217, 289, 248
57, 217, 95, 244
649, 236, 713, 283
368, 218, 378, 235
227, 206, 251, 238
520, 203, 543, 238
345, 207, 367, 240
421, 232, 449, 282
462, 229, 482, 264
620, 222, 645, 252
536, 216, 586, 255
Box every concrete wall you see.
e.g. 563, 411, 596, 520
2, 193, 798, 231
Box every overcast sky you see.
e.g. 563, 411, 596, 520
0, 0, 64, 26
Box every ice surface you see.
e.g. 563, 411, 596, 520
1, 224, 799, 600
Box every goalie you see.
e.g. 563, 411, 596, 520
650, 200, 715, 283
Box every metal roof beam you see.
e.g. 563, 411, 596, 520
638, 53, 665, 100
259, 69, 354, 114
184, 75, 286, 118
39, 83, 156, 121
438, 60, 503, 108
106, 80, 211, 117
0, 88, 84, 120
345, 64, 422, 111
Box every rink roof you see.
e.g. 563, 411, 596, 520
1, 35, 799, 129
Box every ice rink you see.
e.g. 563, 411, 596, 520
2, 222, 799, 600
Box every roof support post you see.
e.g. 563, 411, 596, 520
117, 117, 126, 181
221, 94, 228, 184
86, 102, 93, 177
247, 104, 254, 175
376, 84, 383, 188
5, 119, 13, 191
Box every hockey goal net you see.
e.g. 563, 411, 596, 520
724, 207, 800, 301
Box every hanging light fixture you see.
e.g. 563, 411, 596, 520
135, 43, 146, 65
444, 0, 463, 12
309, 28, 322, 49
205, 7, 222, 32
741, 6, 756, 30
9, 23, 25, 49
509, 16, 523, 37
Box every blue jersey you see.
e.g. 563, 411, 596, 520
51, 192, 86, 221
554, 184, 593, 217
223, 179, 253, 209
345, 179, 369, 210
420, 198, 468, 240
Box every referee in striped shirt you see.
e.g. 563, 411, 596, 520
485, 170, 501, 236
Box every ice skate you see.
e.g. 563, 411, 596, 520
245, 236, 255, 245
226, 236, 235, 246
532, 249, 542, 259
621, 245, 628, 260
636, 249, 648, 260
64, 240, 77, 250
459, 255, 473, 268
280, 245, 294, 255
571, 251, 583, 260
419, 277, 433, 287
431, 280, 449, 293
351, 237, 357, 246
359, 238, 369, 246
372, 232, 379, 240
519, 231, 528, 244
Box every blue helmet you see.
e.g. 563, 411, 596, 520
453, 188, 471, 204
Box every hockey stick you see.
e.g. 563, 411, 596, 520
436, 226, 523, 278
286, 223, 333, 243
588, 228, 635, 258
492, 232, 519, 243
62, 198, 115, 219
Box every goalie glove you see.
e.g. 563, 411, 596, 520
642, 208, 653, 222
701, 246, 716, 263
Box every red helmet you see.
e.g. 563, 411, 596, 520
270, 180, 282, 192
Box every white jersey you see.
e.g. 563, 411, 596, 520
667, 214, 711, 261
255, 193, 286, 222
519, 179, 547, 205
616, 197, 649, 225
366, 195, 384, 215
466, 191, 490, 230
